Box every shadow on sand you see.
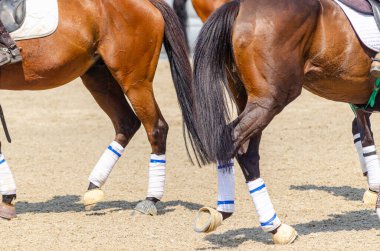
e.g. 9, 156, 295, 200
15, 195, 203, 215
198, 210, 379, 250
290, 184, 366, 201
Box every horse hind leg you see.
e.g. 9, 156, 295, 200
98, 7, 168, 215
80, 61, 141, 210
0, 142, 17, 220
354, 110, 380, 206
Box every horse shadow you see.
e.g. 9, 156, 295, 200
198, 210, 379, 249
15, 195, 203, 215
289, 184, 366, 201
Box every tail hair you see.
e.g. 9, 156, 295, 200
192, 0, 241, 164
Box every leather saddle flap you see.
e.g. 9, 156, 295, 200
0, 0, 26, 33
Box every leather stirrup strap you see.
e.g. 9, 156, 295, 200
368, 0, 380, 30
0, 105, 11, 143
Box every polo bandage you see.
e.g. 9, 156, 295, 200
353, 133, 367, 174
217, 160, 235, 213
247, 178, 281, 232
88, 141, 124, 187
147, 154, 166, 200
363, 146, 380, 192
0, 154, 16, 195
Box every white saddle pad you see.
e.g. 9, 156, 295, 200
335, 0, 380, 52
10, 0, 58, 41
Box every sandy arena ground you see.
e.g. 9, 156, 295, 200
0, 61, 379, 250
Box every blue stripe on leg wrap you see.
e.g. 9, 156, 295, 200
249, 184, 266, 194
0, 159, 5, 165
150, 159, 166, 164
260, 214, 277, 227
107, 146, 121, 157
217, 200, 235, 205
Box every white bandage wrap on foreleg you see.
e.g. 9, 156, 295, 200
353, 133, 367, 174
363, 146, 380, 192
217, 160, 235, 213
247, 178, 281, 232
0, 154, 16, 195
88, 141, 124, 187
147, 154, 166, 200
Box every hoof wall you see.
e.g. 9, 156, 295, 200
0, 202, 16, 220
363, 190, 378, 206
134, 200, 157, 216
83, 189, 104, 211
273, 224, 298, 245
194, 207, 222, 233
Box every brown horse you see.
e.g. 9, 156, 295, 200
0, 0, 193, 220
182, 0, 380, 244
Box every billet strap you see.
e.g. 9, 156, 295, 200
0, 105, 11, 143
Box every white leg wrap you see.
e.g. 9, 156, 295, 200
363, 146, 380, 192
247, 178, 281, 232
88, 141, 124, 188
0, 154, 16, 195
353, 133, 367, 174
147, 154, 166, 200
217, 160, 235, 213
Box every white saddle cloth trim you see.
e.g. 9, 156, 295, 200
10, 0, 58, 41
335, 0, 380, 52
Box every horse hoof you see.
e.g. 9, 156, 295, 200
83, 189, 104, 211
194, 207, 223, 233
0, 202, 16, 220
272, 224, 298, 245
134, 200, 157, 216
362, 190, 378, 206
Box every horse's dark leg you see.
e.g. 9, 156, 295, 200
81, 61, 141, 209
355, 110, 380, 205
352, 116, 367, 176
0, 141, 17, 220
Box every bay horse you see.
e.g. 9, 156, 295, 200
181, 0, 380, 244
0, 0, 193, 220
174, 0, 380, 198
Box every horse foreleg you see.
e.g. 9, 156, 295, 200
354, 110, 380, 206
0, 141, 17, 220
81, 62, 141, 210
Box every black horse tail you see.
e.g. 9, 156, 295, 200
173, 0, 189, 52
192, 1, 241, 164
149, 0, 205, 160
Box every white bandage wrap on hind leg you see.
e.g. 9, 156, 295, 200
353, 133, 367, 174
247, 178, 281, 232
88, 141, 124, 187
147, 154, 166, 200
363, 146, 380, 192
0, 154, 16, 195
217, 160, 235, 213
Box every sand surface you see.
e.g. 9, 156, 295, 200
0, 61, 379, 250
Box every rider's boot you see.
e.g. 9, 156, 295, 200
0, 20, 22, 66
371, 53, 380, 78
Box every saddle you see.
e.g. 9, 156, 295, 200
0, 0, 26, 33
